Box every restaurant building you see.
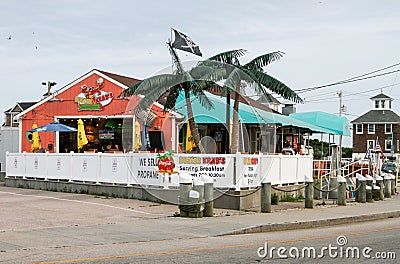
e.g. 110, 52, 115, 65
15, 69, 179, 154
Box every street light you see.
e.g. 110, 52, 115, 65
42, 81, 57, 97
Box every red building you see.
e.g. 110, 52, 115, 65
15, 69, 178, 153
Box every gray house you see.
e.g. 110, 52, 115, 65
351, 93, 400, 160
0, 102, 36, 172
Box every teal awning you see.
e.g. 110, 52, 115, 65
175, 91, 277, 124
290, 111, 351, 136
175, 92, 345, 135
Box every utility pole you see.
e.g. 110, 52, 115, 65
337, 91, 343, 162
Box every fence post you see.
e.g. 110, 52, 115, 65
305, 174, 314, 209
390, 174, 396, 196
337, 175, 346, 206
188, 190, 200, 218
373, 175, 383, 201
201, 175, 214, 217
365, 175, 374, 203
356, 174, 366, 203
384, 174, 392, 198
261, 181, 272, 213
178, 172, 193, 217
193, 179, 205, 218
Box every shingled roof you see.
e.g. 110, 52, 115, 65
351, 109, 400, 123
370, 93, 392, 100
96, 69, 141, 88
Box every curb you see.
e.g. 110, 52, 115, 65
217, 211, 400, 236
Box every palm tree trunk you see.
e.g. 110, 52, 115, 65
185, 89, 205, 154
231, 90, 240, 153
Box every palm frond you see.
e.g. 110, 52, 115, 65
208, 49, 247, 65
123, 74, 179, 97
193, 90, 214, 111
223, 67, 243, 93
122, 81, 142, 98
244, 51, 285, 70
242, 68, 303, 103
164, 85, 182, 111
134, 84, 172, 117
189, 64, 227, 82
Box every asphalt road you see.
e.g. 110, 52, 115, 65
3, 216, 398, 264
1, 183, 399, 264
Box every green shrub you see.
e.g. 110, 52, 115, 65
271, 193, 279, 205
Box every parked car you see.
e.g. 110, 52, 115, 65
381, 161, 398, 174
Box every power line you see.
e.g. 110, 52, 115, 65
295, 62, 400, 94
303, 82, 400, 103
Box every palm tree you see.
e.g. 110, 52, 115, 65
208, 49, 303, 153
122, 44, 223, 154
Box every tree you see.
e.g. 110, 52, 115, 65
122, 44, 224, 153
208, 50, 303, 153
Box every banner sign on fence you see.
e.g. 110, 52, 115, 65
236, 155, 262, 188
176, 154, 234, 187
131, 154, 162, 186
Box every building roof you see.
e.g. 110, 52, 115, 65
351, 109, 400, 123
370, 93, 392, 100
15, 69, 142, 120
255, 93, 281, 105
96, 69, 141, 88
4, 102, 37, 113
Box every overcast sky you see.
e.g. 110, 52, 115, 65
2, 0, 400, 147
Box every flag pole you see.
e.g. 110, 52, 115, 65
170, 28, 173, 74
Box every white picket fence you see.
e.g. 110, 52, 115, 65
6, 152, 313, 189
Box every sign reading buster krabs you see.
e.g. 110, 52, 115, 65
176, 155, 234, 187
75, 78, 114, 111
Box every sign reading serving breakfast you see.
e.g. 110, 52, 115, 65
74, 77, 114, 111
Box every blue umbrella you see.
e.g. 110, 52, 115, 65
28, 121, 77, 132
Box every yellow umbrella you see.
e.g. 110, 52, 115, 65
77, 119, 88, 150
134, 121, 142, 150
31, 123, 41, 152
185, 120, 195, 152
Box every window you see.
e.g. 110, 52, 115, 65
381, 100, 386, 108
375, 101, 379, 109
385, 124, 392, 134
367, 140, 375, 150
11, 113, 18, 124
367, 124, 375, 134
356, 124, 363, 134
385, 139, 393, 152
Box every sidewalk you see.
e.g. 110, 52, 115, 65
0, 183, 399, 252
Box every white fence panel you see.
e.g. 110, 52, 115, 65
280, 156, 299, 184
175, 154, 235, 188
47, 154, 72, 180
25, 153, 47, 178
71, 154, 99, 182
261, 155, 281, 185
100, 153, 130, 184
236, 154, 262, 188
6, 152, 26, 177
297, 155, 313, 182
5, 152, 314, 189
